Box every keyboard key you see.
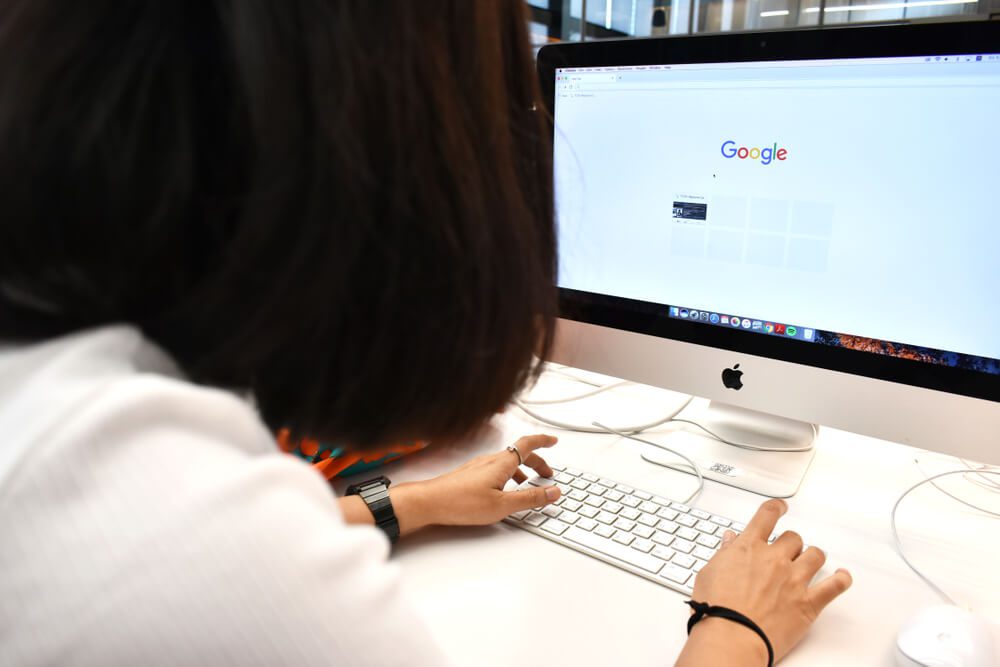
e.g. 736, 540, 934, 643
595, 524, 616, 538
676, 527, 699, 542
657, 508, 679, 521
657, 519, 679, 533
613, 518, 637, 532
632, 538, 654, 553
693, 546, 716, 561
696, 520, 719, 535
639, 501, 659, 514
651, 546, 675, 561
652, 531, 675, 547
673, 553, 696, 569
541, 519, 569, 536
612, 532, 635, 546
523, 512, 547, 527
505, 466, 804, 597
632, 525, 655, 539
564, 527, 664, 574
696, 534, 721, 549
550, 463, 564, 471
560, 512, 580, 526
673, 538, 695, 554
660, 564, 692, 585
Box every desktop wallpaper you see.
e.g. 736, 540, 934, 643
815, 331, 1000, 376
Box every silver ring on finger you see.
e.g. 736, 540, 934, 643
506, 444, 523, 466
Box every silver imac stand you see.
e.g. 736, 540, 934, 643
640, 401, 818, 498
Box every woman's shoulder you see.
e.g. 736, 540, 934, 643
0, 326, 449, 665
0, 325, 273, 478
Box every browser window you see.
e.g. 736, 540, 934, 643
554, 55, 1000, 361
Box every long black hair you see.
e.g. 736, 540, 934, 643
0, 1, 556, 447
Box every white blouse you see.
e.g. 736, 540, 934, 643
0, 326, 449, 666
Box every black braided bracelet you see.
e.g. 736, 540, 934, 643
685, 600, 775, 667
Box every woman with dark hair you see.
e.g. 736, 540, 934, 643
0, 1, 849, 665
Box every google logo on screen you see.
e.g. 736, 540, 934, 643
721, 140, 788, 165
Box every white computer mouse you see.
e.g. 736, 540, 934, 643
895, 604, 996, 667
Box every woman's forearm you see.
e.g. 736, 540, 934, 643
337, 481, 439, 538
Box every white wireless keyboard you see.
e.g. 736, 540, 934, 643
504, 464, 748, 595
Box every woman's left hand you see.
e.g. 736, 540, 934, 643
389, 434, 561, 534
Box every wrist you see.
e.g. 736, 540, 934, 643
389, 481, 438, 536
689, 616, 769, 667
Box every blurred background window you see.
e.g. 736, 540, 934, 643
527, 0, 994, 40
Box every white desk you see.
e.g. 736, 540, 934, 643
337, 373, 1000, 666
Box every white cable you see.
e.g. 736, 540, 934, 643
516, 365, 686, 431
514, 396, 693, 434
959, 458, 1000, 491
519, 380, 633, 405
913, 457, 1000, 518
891, 469, 1000, 606
516, 398, 815, 452
543, 365, 606, 387
517, 365, 815, 450
592, 421, 706, 506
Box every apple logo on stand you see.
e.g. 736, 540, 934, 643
722, 363, 744, 390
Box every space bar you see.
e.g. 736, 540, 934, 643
563, 527, 664, 574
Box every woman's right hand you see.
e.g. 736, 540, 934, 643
676, 499, 853, 666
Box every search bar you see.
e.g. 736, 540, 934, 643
573, 76, 1000, 91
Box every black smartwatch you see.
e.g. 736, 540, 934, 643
345, 476, 400, 544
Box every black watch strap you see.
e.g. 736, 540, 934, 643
345, 476, 400, 543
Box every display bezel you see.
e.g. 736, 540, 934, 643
537, 22, 1000, 404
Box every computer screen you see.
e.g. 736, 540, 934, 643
553, 53, 1000, 380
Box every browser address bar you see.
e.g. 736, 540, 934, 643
572, 77, 1000, 91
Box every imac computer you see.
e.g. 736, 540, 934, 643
536, 21, 1000, 497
